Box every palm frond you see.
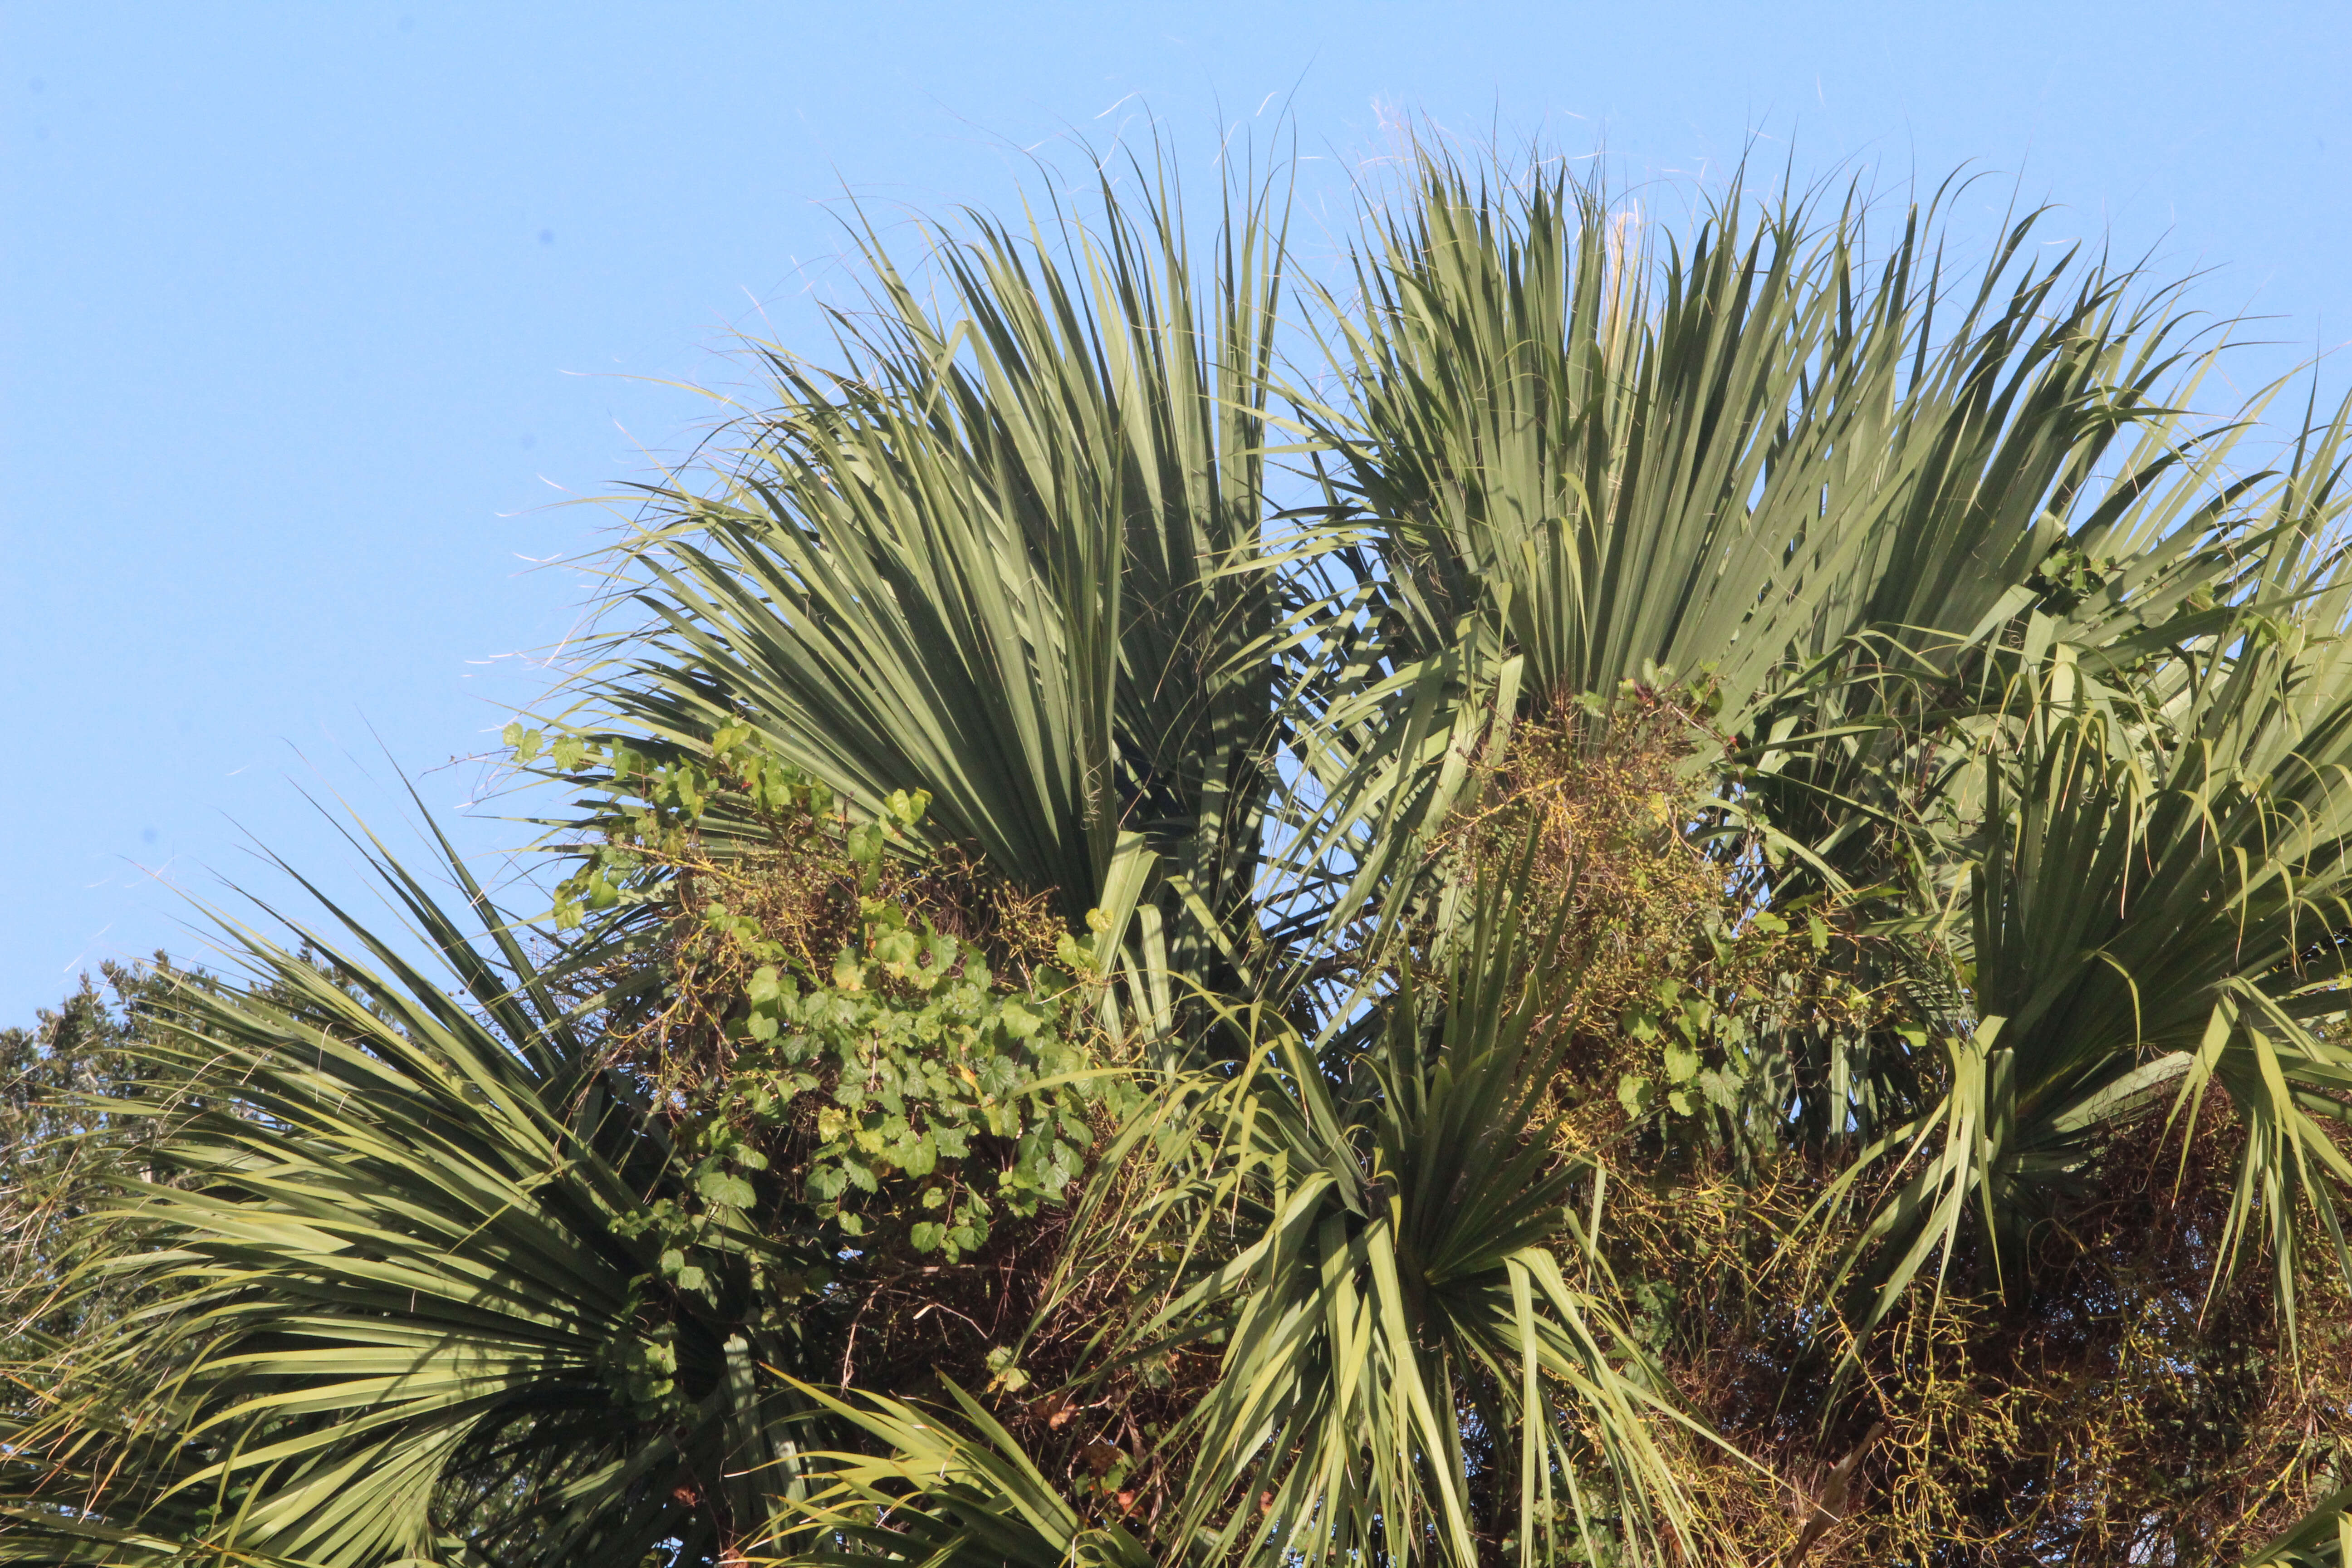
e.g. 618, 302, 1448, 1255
1063, 875, 1724, 1568
0, 826, 813, 1568
1827, 421, 2352, 1331
763, 1377, 1160, 1568
577, 150, 1294, 1031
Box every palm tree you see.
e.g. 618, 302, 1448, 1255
10, 141, 2352, 1567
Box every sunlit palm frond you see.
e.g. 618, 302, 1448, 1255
1829, 436, 2352, 1331
580, 154, 1294, 1031
1261, 158, 2251, 982
1061, 879, 1721, 1568
0, 827, 813, 1568
1310, 159, 2196, 715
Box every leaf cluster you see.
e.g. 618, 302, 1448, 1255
20, 133, 2352, 1568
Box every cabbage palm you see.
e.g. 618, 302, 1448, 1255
3, 826, 825, 1568
581, 164, 1288, 1039
12, 142, 2352, 1567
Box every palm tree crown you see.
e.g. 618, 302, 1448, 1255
9, 142, 2352, 1568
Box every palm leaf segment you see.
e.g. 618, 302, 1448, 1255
584, 159, 1287, 1035
0, 828, 818, 1568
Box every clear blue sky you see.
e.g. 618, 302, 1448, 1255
5, 2, 2348, 1021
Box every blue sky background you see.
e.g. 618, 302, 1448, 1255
4, 1, 2348, 1020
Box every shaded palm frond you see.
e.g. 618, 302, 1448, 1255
763, 1377, 1161, 1568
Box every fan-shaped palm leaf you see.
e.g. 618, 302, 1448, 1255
0, 824, 814, 1568
578, 154, 1291, 1031
1047, 878, 1720, 1568
1828, 452, 2352, 1332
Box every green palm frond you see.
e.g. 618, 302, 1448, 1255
0, 824, 814, 1568
1827, 429, 2352, 1331
577, 152, 1293, 1031
1062, 877, 1720, 1568
764, 1377, 1160, 1568
1309, 159, 2193, 721
1263, 152, 2288, 970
